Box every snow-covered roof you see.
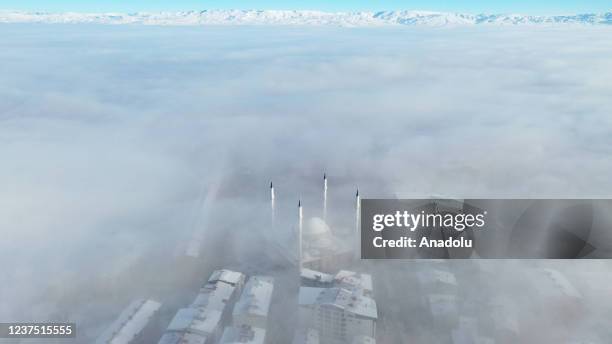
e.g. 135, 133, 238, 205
301, 268, 334, 284
233, 276, 274, 318
334, 270, 373, 292
96, 299, 161, 344
209, 269, 246, 287
158, 331, 209, 344
220, 325, 266, 344
192, 281, 237, 312
299, 287, 377, 320
167, 308, 222, 337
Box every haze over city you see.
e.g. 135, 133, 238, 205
1, 2, 612, 342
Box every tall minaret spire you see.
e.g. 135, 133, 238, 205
355, 188, 360, 259
298, 199, 303, 268
323, 173, 328, 222
270, 181, 275, 228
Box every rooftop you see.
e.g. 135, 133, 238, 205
158, 331, 209, 344
299, 287, 377, 320
334, 270, 373, 293
191, 280, 237, 312
301, 268, 334, 284
167, 307, 222, 336
209, 269, 246, 287
233, 276, 275, 318
96, 299, 161, 344
220, 325, 266, 344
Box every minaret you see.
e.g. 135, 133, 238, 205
298, 199, 303, 268
270, 181, 275, 228
323, 173, 328, 222
355, 188, 360, 260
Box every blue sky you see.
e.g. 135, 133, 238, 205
1, 0, 610, 15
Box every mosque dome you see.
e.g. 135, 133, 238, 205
305, 217, 331, 237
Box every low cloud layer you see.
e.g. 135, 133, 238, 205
1, 24, 612, 342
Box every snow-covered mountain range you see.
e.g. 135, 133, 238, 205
0, 10, 611, 27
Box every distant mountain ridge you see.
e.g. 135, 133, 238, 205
1, 10, 611, 26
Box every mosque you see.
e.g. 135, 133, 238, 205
300, 216, 355, 272
270, 174, 358, 273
